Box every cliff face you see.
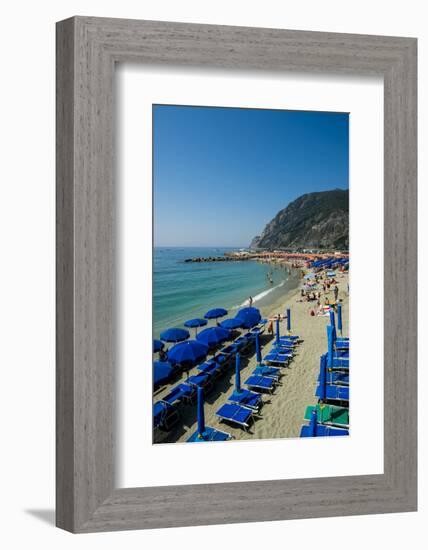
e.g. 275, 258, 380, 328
250, 189, 349, 250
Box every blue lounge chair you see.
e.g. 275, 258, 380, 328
228, 388, 263, 411
316, 384, 349, 401
187, 372, 214, 393
219, 343, 240, 357
212, 352, 231, 367
318, 370, 349, 386
326, 328, 349, 368
234, 332, 256, 351
278, 335, 299, 344
329, 356, 349, 370
197, 360, 224, 378
226, 353, 264, 411
335, 340, 350, 351
300, 424, 349, 437
316, 354, 350, 402
153, 401, 180, 431
216, 402, 254, 431
163, 383, 196, 405
187, 427, 231, 442
300, 409, 349, 437
272, 340, 295, 351
264, 350, 293, 366
253, 365, 281, 380
187, 387, 231, 442
245, 375, 276, 393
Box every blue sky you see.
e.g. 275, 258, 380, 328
153, 105, 349, 247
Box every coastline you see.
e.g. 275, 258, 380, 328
155, 267, 349, 443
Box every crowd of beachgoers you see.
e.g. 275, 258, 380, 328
153, 255, 349, 443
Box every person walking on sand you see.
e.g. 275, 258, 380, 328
248, 296, 253, 307
334, 285, 339, 302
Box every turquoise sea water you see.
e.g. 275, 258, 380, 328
153, 247, 300, 337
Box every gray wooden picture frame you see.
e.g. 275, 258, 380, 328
56, 16, 417, 533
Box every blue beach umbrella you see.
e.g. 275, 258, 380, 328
237, 306, 260, 316
196, 326, 230, 348
235, 353, 241, 393
338, 303, 343, 335
255, 331, 262, 365
184, 318, 207, 336
160, 327, 190, 343
153, 361, 174, 387
153, 339, 164, 353
286, 308, 291, 332
168, 340, 208, 367
235, 307, 261, 329
204, 308, 228, 320
219, 318, 243, 330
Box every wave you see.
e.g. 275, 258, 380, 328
231, 280, 287, 309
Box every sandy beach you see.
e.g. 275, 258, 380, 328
155, 267, 349, 443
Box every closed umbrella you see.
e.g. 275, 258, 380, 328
327, 325, 334, 370
286, 308, 291, 332
329, 309, 336, 329
160, 327, 190, 343
338, 303, 343, 335
309, 409, 318, 437
187, 387, 230, 442
235, 353, 241, 393
197, 387, 206, 437
318, 354, 327, 401
255, 331, 262, 365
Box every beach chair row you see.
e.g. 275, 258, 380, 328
300, 316, 350, 437
214, 321, 304, 433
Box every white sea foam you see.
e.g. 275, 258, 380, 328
231, 279, 287, 309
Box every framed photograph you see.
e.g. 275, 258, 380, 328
56, 17, 417, 532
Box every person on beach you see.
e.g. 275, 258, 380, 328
267, 320, 274, 335
159, 348, 168, 362
334, 285, 339, 301
249, 296, 253, 307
